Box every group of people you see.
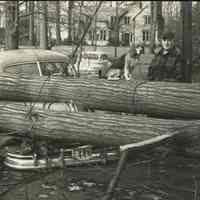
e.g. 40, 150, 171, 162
106, 31, 184, 82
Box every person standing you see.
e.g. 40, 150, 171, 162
147, 31, 184, 82
106, 45, 144, 80
124, 45, 142, 80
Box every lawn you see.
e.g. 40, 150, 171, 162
52, 45, 130, 58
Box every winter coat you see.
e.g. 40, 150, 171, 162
147, 47, 184, 82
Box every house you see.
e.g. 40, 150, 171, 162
0, 1, 154, 47
82, 1, 152, 46
49, 1, 153, 46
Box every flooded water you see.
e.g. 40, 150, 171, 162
0, 150, 200, 200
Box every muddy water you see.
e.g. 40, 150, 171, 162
0, 152, 200, 200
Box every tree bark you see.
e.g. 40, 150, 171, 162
29, 1, 35, 46
150, 1, 163, 45
55, 0, 61, 45
114, 1, 119, 57
156, 1, 164, 41
67, 1, 73, 44
35, 1, 40, 45
39, 1, 48, 49
0, 102, 199, 148
181, 1, 192, 83
150, 1, 156, 46
5, 1, 19, 50
1, 75, 200, 119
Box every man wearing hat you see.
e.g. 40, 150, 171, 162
147, 31, 183, 82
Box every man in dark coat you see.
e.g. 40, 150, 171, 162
147, 32, 184, 82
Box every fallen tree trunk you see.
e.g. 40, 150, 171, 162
0, 74, 200, 119
0, 102, 199, 148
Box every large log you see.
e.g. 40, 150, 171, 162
0, 102, 199, 148
0, 74, 200, 119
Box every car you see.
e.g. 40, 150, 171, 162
0, 49, 71, 77
74, 51, 112, 77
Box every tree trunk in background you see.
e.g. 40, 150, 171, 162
5, 1, 19, 50
156, 1, 164, 41
55, 0, 61, 45
182, 1, 192, 83
151, 1, 164, 46
150, 1, 156, 47
35, 1, 40, 45
1, 75, 200, 119
114, 1, 119, 57
39, 1, 48, 49
25, 1, 28, 15
197, 2, 200, 35
29, 1, 35, 46
67, 1, 73, 44
0, 102, 200, 148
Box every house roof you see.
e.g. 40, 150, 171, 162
81, 2, 149, 24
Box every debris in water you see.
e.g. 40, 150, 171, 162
82, 181, 96, 187
38, 194, 49, 199
68, 183, 82, 192
49, 190, 57, 195
41, 183, 57, 190
140, 193, 162, 200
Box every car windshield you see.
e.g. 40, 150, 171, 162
82, 53, 99, 60
40, 62, 68, 76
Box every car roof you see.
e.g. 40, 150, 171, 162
0, 49, 68, 68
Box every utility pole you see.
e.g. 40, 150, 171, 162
182, 1, 192, 82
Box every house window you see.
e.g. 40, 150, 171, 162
124, 16, 130, 25
130, 33, 133, 42
142, 30, 150, 41
103, 30, 106, 40
100, 30, 106, 40
60, 17, 65, 24
111, 16, 116, 25
89, 30, 92, 40
144, 15, 151, 25
93, 30, 96, 40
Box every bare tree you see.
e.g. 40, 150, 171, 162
29, 1, 35, 46
114, 1, 119, 57
5, 1, 19, 50
67, 1, 73, 44
157, 1, 164, 41
55, 0, 61, 45
182, 1, 192, 82
151, 1, 164, 46
107, 2, 129, 56
39, 1, 48, 49
196, 2, 200, 36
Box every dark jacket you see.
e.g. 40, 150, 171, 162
147, 47, 183, 82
